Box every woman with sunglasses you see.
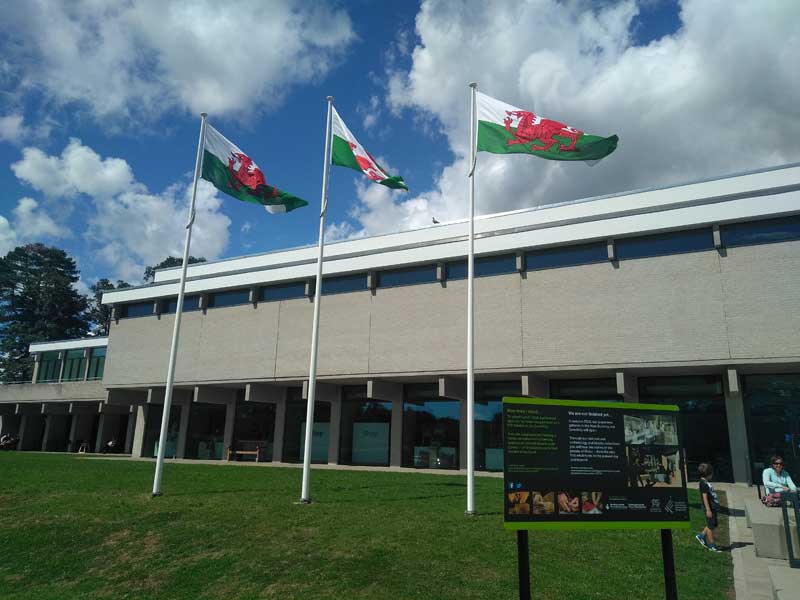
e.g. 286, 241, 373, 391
763, 455, 797, 495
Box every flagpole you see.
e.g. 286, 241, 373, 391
300, 96, 334, 504
466, 82, 477, 515
152, 112, 207, 497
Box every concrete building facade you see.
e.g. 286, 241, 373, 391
2, 164, 800, 482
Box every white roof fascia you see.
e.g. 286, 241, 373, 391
151, 164, 800, 284
102, 186, 800, 306
29, 337, 109, 353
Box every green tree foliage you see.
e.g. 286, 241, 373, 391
143, 256, 206, 283
0, 244, 90, 382
88, 278, 132, 335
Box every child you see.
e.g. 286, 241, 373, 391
696, 463, 722, 552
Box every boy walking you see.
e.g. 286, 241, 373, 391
696, 462, 722, 552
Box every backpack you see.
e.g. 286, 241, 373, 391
762, 492, 782, 507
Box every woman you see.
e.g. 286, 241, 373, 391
763, 455, 797, 494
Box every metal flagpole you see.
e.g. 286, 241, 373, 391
152, 112, 207, 496
300, 96, 334, 504
466, 82, 478, 515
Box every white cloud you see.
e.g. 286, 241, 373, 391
9, 140, 231, 282
338, 0, 800, 238
0, 113, 51, 145
11, 139, 137, 198
0, 0, 355, 122
12, 197, 71, 240
0, 215, 17, 255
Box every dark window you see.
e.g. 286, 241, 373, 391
639, 376, 732, 481
402, 384, 460, 469
550, 378, 623, 401
378, 264, 438, 288
447, 253, 517, 280
260, 281, 307, 302
321, 273, 366, 295
615, 228, 714, 261
163, 295, 201, 314
475, 381, 521, 472
61, 349, 86, 382
283, 388, 331, 463
87, 347, 106, 380
122, 301, 154, 319
743, 374, 800, 477
233, 399, 276, 461
208, 289, 250, 308
721, 216, 800, 248
38, 351, 62, 383
339, 386, 392, 466
526, 242, 607, 271
143, 405, 181, 458
185, 402, 227, 460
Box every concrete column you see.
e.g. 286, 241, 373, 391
40, 414, 53, 452
273, 394, 287, 462
94, 414, 107, 453
521, 374, 548, 398
616, 371, 639, 403
67, 415, 79, 452
724, 368, 751, 483
123, 410, 136, 454
328, 393, 342, 465
223, 399, 236, 455
390, 398, 404, 467
31, 353, 41, 384
368, 380, 404, 468
176, 403, 191, 459
131, 405, 147, 458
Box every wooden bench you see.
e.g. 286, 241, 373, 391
226, 442, 268, 462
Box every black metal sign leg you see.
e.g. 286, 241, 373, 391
660, 529, 678, 600
517, 530, 531, 600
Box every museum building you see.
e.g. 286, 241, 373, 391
2, 163, 800, 483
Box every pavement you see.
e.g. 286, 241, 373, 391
716, 482, 788, 600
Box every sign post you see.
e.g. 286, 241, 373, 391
502, 397, 690, 599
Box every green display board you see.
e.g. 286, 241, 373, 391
503, 397, 690, 531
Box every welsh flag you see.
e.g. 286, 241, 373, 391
202, 124, 308, 213
331, 107, 408, 190
476, 91, 618, 162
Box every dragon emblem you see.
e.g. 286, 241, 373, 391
348, 141, 385, 182
504, 111, 583, 152
227, 152, 279, 198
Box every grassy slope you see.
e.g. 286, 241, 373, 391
0, 454, 732, 600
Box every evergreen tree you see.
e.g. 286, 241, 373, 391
0, 244, 90, 382
143, 256, 206, 283
88, 278, 132, 335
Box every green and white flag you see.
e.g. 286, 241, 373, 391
202, 124, 308, 213
476, 91, 618, 162
331, 107, 408, 190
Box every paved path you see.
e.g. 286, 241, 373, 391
717, 483, 786, 600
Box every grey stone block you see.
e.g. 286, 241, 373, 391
769, 565, 800, 600
750, 501, 799, 560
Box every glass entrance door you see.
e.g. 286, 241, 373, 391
744, 374, 800, 476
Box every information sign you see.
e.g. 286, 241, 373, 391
503, 398, 690, 530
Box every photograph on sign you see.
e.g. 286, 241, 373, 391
502, 398, 691, 530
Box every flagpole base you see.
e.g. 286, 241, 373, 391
295, 498, 313, 505
152, 492, 163, 498
465, 510, 478, 517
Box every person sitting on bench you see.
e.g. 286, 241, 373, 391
763, 455, 796, 495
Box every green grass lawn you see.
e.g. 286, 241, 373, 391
0, 453, 732, 600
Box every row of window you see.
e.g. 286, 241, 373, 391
118, 215, 800, 318
37, 348, 106, 383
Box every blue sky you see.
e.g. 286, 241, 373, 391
1, 0, 798, 289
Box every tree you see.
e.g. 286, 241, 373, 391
143, 256, 206, 283
0, 244, 90, 382
88, 278, 132, 335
